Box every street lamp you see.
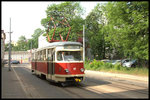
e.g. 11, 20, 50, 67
83, 25, 85, 62
28, 39, 32, 63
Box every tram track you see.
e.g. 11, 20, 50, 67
60, 84, 107, 98
56, 82, 123, 98
19, 65, 85, 98
87, 78, 148, 94
99, 77, 148, 94
77, 83, 119, 98
61, 87, 84, 98
108, 81, 148, 95
14, 64, 148, 98
84, 77, 148, 98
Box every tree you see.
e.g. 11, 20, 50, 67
85, 3, 108, 59
41, 2, 85, 42
85, 1, 148, 62
7, 28, 43, 51
30, 28, 44, 49
17, 35, 28, 51
5, 43, 10, 51
103, 1, 149, 60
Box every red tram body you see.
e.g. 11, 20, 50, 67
31, 41, 85, 83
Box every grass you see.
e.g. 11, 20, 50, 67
84, 59, 149, 77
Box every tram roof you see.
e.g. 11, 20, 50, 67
36, 41, 82, 51
46, 41, 82, 47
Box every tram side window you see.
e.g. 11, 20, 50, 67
43, 49, 46, 61
38, 51, 41, 61
31, 53, 34, 61
47, 49, 52, 61
35, 52, 38, 60
41, 51, 43, 61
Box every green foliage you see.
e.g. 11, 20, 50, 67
8, 1, 149, 64
103, 1, 149, 60
8, 28, 43, 51
15, 35, 28, 51
114, 63, 121, 70
41, 2, 85, 42
86, 1, 149, 61
5, 43, 14, 51
84, 60, 148, 76
31, 28, 44, 48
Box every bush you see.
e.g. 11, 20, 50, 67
104, 62, 113, 69
84, 59, 148, 76
113, 63, 121, 70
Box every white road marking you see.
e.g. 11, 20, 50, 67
12, 67, 31, 98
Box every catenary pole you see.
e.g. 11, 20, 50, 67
83, 25, 85, 63
8, 18, 12, 71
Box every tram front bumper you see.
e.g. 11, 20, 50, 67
53, 74, 85, 82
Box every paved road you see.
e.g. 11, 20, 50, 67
2, 64, 148, 98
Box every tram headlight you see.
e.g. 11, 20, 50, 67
65, 69, 69, 73
80, 68, 84, 72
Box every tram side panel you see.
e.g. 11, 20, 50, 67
31, 61, 36, 73
31, 61, 35, 70
36, 61, 48, 74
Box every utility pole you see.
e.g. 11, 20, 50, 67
30, 40, 32, 63
8, 18, 12, 71
83, 25, 85, 63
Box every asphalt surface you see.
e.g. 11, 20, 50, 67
2, 63, 149, 98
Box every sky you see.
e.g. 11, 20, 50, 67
2, 1, 107, 43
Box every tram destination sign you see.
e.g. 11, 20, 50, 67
64, 45, 80, 49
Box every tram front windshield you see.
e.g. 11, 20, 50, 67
57, 51, 82, 61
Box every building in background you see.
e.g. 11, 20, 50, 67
4, 51, 31, 64
11, 41, 18, 46
1, 30, 6, 66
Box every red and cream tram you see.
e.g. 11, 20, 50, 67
31, 41, 85, 84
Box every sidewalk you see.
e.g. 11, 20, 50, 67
85, 70, 148, 82
2, 66, 27, 98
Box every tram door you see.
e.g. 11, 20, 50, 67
34, 52, 38, 72
47, 48, 55, 75
32, 52, 37, 72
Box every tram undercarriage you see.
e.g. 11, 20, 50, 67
32, 69, 85, 86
